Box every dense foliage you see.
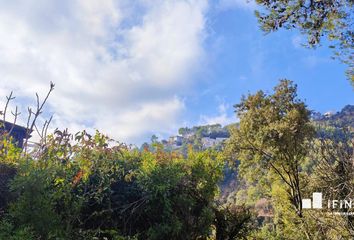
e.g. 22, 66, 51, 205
0, 129, 251, 239
0, 80, 353, 239
227, 80, 315, 217
226, 80, 354, 239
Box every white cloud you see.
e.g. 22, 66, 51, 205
199, 102, 235, 126
0, 0, 209, 144
98, 97, 184, 142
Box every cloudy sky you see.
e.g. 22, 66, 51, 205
0, 0, 353, 144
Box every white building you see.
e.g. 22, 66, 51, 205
169, 135, 183, 146
201, 137, 228, 148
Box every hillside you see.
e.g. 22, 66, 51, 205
313, 104, 354, 128
143, 105, 354, 201
144, 105, 353, 152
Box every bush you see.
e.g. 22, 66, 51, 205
0, 130, 249, 239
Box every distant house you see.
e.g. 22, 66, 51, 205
201, 137, 216, 148
201, 137, 227, 148
169, 135, 183, 146
324, 111, 334, 118
0, 121, 31, 148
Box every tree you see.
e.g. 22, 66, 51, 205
306, 127, 354, 238
254, 0, 353, 83
150, 134, 158, 143
226, 80, 315, 218
214, 205, 253, 240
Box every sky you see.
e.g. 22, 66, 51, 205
0, 0, 353, 145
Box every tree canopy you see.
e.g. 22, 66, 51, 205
227, 80, 315, 217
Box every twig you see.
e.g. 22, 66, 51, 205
24, 82, 55, 153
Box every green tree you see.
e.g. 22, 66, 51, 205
306, 127, 354, 238
150, 134, 158, 143
226, 80, 315, 218
255, 0, 353, 83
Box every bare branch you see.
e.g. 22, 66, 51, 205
8, 106, 20, 135
2, 91, 15, 129
24, 82, 55, 153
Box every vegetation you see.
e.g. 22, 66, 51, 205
0, 80, 353, 239
227, 80, 315, 218
0, 128, 251, 239
225, 80, 353, 239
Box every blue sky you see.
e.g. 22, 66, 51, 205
0, 0, 352, 144
187, 1, 353, 125
195, 2, 354, 116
